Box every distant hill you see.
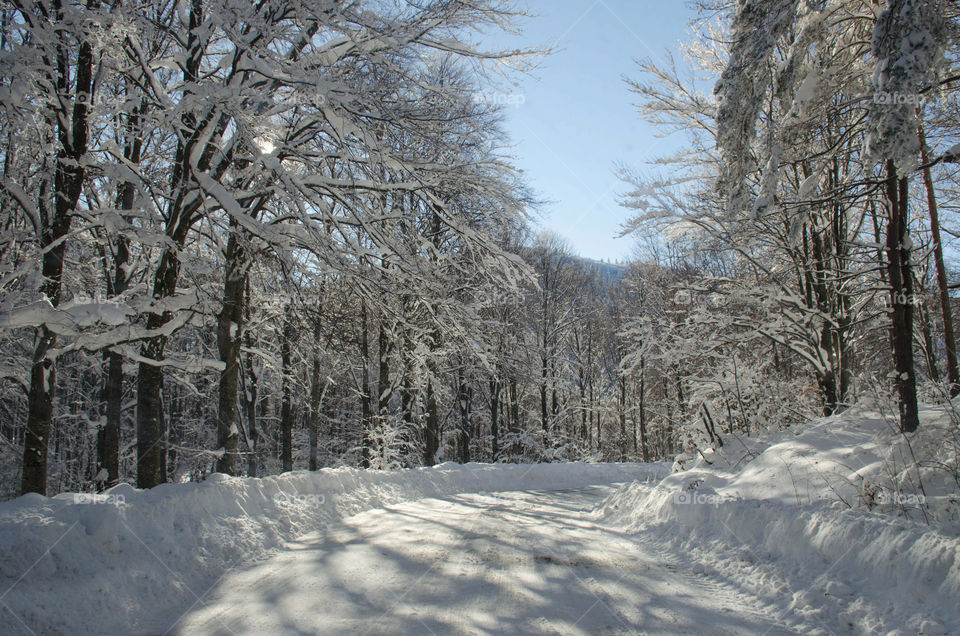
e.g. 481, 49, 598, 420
572, 256, 628, 284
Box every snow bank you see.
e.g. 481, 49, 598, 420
0, 461, 667, 635
600, 404, 960, 635
664, 403, 960, 528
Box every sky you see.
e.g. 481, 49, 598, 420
484, 1, 698, 262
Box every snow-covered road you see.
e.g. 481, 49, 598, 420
174, 486, 794, 635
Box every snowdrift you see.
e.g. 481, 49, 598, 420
600, 404, 960, 635
0, 461, 667, 635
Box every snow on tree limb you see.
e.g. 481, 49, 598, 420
865, 0, 949, 172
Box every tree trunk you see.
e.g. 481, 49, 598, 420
423, 379, 440, 466
137, 0, 220, 488
162, 388, 173, 481
885, 160, 920, 433
22, 2, 97, 495
136, 249, 183, 488
674, 369, 686, 416
244, 346, 259, 478
919, 123, 959, 395
618, 376, 627, 461
550, 359, 559, 422
280, 309, 294, 473
97, 351, 123, 489
23, 330, 58, 495
918, 286, 940, 382
377, 322, 391, 464
215, 220, 246, 475
96, 85, 144, 490
308, 323, 323, 471
98, 162, 139, 490
399, 349, 415, 464
360, 303, 372, 468
638, 355, 649, 462
578, 364, 588, 441
135, 362, 166, 488
539, 354, 549, 433
817, 367, 839, 417
457, 367, 471, 463
489, 378, 500, 461
509, 378, 520, 433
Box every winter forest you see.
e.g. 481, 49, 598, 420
1, 0, 956, 498
3, 0, 960, 633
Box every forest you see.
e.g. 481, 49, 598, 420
0, 0, 958, 503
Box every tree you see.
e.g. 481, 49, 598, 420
624, 0, 950, 434
2, 0, 102, 495
866, 0, 949, 431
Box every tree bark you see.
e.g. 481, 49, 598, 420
509, 378, 520, 434
308, 324, 323, 471
638, 355, 649, 462
539, 354, 549, 433
489, 378, 501, 461
360, 303, 372, 468
578, 363, 587, 441
243, 335, 259, 478
919, 286, 940, 383
618, 376, 627, 461
215, 219, 246, 476
97, 121, 140, 489
98, 349, 123, 488
457, 367, 471, 463
885, 160, 920, 433
919, 123, 959, 395
136, 249, 183, 488
22, 0, 97, 495
280, 309, 294, 473
136, 0, 228, 488
423, 379, 440, 466
377, 322, 391, 464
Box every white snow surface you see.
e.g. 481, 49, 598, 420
177, 487, 795, 636
3, 404, 960, 635
0, 462, 666, 635
600, 402, 960, 635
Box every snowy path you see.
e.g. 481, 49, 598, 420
174, 486, 795, 635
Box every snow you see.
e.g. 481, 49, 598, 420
61, 298, 134, 328
3, 404, 959, 634
0, 462, 665, 635
798, 171, 821, 200
177, 487, 795, 635
791, 69, 819, 119
599, 402, 960, 635
866, 0, 948, 171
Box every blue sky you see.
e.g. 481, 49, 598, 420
487, 1, 697, 261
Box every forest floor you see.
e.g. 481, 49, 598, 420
172, 486, 795, 635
